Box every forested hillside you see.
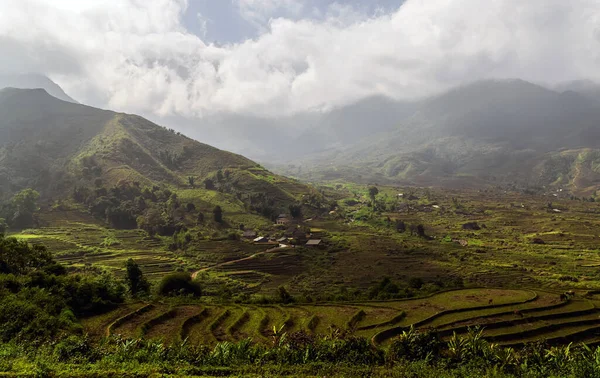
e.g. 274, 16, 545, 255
0, 88, 315, 231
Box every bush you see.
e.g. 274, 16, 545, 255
462, 222, 481, 230
388, 327, 442, 362
157, 272, 202, 297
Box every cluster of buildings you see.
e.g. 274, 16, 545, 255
241, 213, 323, 248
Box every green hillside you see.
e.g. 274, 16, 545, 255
0, 88, 312, 226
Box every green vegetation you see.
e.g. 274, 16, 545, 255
0, 234, 124, 342
124, 258, 150, 297
158, 272, 202, 297
0, 189, 39, 229
3, 323, 600, 376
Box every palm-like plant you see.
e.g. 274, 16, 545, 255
272, 324, 287, 347
447, 332, 468, 361
494, 346, 519, 370
545, 342, 574, 370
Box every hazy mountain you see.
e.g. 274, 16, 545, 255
266, 79, 600, 194
0, 73, 78, 103
554, 80, 600, 103
0, 88, 308, 207
166, 95, 416, 164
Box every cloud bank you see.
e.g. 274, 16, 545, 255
0, 0, 599, 118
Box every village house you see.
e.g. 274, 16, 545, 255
243, 230, 257, 239
276, 214, 291, 225
253, 236, 270, 243
305, 239, 322, 247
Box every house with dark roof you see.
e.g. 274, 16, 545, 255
276, 214, 291, 225
243, 230, 257, 239
253, 236, 270, 243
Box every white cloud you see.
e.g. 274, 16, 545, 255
196, 12, 211, 39
0, 0, 599, 118
236, 0, 305, 29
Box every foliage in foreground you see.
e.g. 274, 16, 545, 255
0, 234, 125, 343
2, 327, 600, 377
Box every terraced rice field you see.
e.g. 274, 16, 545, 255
81, 288, 600, 347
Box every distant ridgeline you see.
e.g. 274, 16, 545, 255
264, 79, 600, 197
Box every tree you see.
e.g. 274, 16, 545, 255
289, 204, 302, 219
9, 189, 40, 228
125, 258, 150, 297
186, 203, 196, 212
409, 277, 424, 289
0, 233, 54, 274
277, 286, 293, 304
187, 176, 195, 188
137, 207, 165, 237
395, 219, 406, 233
368, 186, 379, 202
416, 224, 426, 238
157, 272, 201, 297
204, 179, 215, 190
0, 218, 6, 234
213, 205, 223, 223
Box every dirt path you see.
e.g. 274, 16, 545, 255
191, 246, 288, 279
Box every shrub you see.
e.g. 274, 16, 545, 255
388, 327, 442, 362
408, 277, 424, 289
462, 222, 481, 230
277, 286, 293, 304
157, 272, 202, 297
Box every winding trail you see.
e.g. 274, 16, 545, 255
191, 246, 289, 279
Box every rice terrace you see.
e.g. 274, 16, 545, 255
10, 185, 600, 352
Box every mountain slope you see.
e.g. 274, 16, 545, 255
0, 73, 77, 103
271, 79, 600, 194
0, 88, 308, 209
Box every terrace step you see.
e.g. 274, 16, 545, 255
434, 300, 594, 335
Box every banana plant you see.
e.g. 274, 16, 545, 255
447, 331, 468, 361
272, 324, 287, 347
545, 342, 573, 370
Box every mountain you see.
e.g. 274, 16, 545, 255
0, 88, 309, 210
163, 96, 416, 164
268, 79, 600, 195
554, 80, 600, 103
0, 73, 78, 103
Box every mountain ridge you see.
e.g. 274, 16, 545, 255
0, 88, 309, 214
0, 73, 78, 103
264, 79, 600, 195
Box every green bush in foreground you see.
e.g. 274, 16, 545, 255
2, 328, 600, 377
0, 234, 124, 343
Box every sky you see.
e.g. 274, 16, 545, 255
1, 0, 600, 119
